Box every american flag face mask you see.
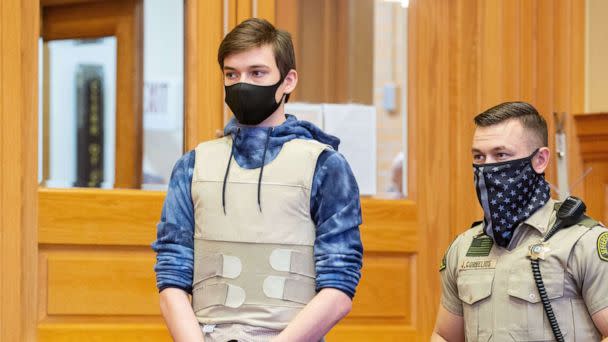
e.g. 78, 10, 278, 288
473, 149, 551, 247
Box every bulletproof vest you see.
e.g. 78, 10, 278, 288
455, 214, 601, 341
191, 136, 327, 330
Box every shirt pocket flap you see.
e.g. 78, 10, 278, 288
457, 270, 495, 305
507, 269, 564, 303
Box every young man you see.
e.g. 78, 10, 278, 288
432, 102, 608, 341
152, 18, 363, 342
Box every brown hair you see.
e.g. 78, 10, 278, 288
218, 18, 295, 102
474, 101, 548, 147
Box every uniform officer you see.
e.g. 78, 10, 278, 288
431, 102, 608, 341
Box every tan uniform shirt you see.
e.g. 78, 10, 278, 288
441, 199, 608, 341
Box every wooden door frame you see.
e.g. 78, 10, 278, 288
0, 1, 39, 341
0, 0, 223, 340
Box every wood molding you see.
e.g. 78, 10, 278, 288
41, 0, 106, 6
0, 0, 39, 341
39, 188, 163, 246
38, 189, 418, 251
39, 323, 170, 341
184, 0, 224, 150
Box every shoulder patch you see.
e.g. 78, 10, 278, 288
439, 253, 447, 272
439, 236, 459, 272
597, 231, 608, 262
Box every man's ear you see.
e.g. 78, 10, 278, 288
532, 147, 550, 174
282, 69, 298, 95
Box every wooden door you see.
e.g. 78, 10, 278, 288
34, 0, 225, 340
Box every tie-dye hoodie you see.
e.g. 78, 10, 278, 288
152, 114, 363, 298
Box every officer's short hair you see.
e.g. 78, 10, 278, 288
474, 101, 548, 147
218, 18, 295, 102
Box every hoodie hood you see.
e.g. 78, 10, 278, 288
223, 114, 340, 170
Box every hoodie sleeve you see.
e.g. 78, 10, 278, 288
311, 150, 364, 298
151, 150, 195, 293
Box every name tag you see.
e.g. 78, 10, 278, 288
459, 259, 497, 270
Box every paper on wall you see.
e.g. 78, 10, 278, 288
322, 104, 377, 196
284, 103, 324, 128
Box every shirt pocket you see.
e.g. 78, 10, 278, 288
457, 270, 494, 342
507, 269, 570, 341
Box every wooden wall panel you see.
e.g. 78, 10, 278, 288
0, 0, 39, 341
37, 190, 419, 340
37, 190, 164, 338
348, 254, 413, 321
39, 188, 162, 246
44, 251, 158, 315
39, 324, 170, 342
360, 199, 418, 252
184, 0, 224, 149
257, 0, 276, 23
236, 0, 252, 23
326, 326, 418, 341
574, 113, 608, 222
408, 1, 456, 336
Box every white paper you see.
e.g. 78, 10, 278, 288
322, 104, 377, 195
284, 103, 324, 129
144, 79, 183, 131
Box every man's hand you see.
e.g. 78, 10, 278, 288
159, 288, 205, 342
592, 307, 608, 341
431, 305, 464, 342
272, 288, 352, 342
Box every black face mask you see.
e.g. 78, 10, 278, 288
473, 149, 551, 247
224, 78, 285, 125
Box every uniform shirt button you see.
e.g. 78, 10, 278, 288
529, 293, 536, 300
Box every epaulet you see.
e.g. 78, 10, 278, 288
578, 215, 601, 229
469, 220, 483, 229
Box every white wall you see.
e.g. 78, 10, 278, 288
142, 0, 184, 189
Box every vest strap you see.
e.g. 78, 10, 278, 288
194, 253, 242, 285
269, 249, 315, 278
193, 283, 246, 311
578, 216, 599, 228
262, 276, 316, 304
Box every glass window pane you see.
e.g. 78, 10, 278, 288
40, 37, 117, 188
142, 0, 184, 190
38, 1, 185, 190
278, 0, 409, 198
